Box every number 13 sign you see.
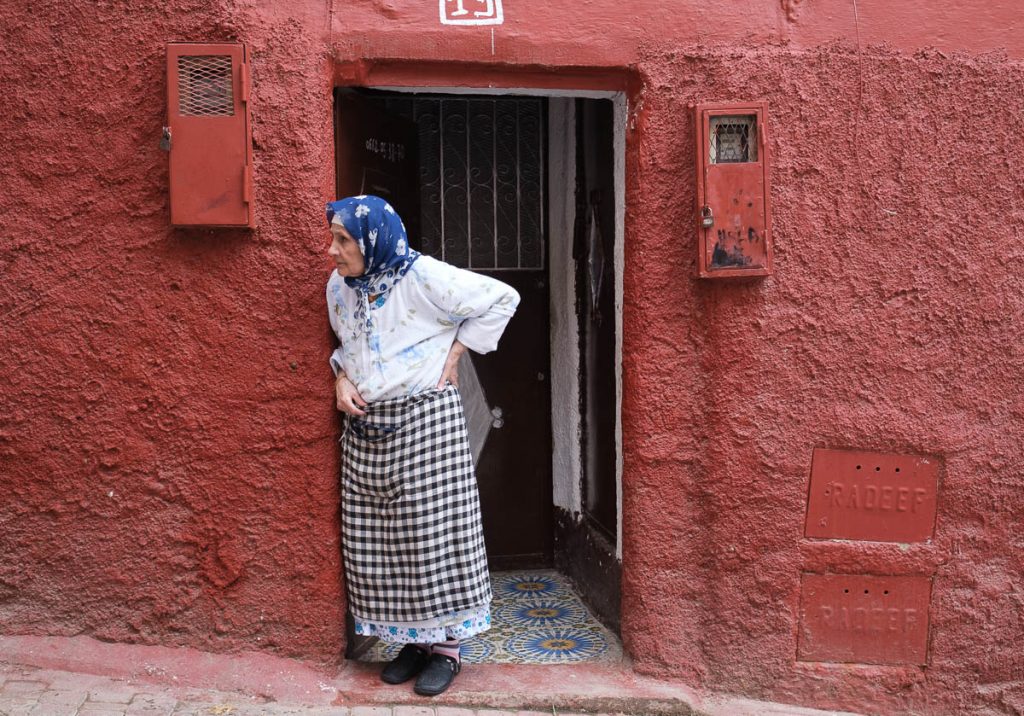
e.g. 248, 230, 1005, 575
440, 0, 504, 25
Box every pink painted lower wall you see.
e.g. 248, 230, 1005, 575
1, 1, 1022, 714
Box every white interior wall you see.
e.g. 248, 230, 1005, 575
547, 97, 582, 515
613, 93, 626, 559
548, 94, 627, 562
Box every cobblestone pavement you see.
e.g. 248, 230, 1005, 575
0, 662, 635, 716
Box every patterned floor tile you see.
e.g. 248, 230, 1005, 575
358, 570, 621, 665
504, 626, 610, 663
492, 573, 563, 599
493, 598, 588, 628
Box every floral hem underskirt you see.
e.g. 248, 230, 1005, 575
354, 603, 491, 644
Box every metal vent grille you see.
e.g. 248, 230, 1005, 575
178, 56, 234, 117
709, 115, 757, 163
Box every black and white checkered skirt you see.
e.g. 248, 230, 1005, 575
339, 385, 492, 624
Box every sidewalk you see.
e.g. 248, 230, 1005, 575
0, 660, 615, 716
0, 636, 860, 716
0, 661, 655, 716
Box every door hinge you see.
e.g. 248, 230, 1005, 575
240, 60, 250, 103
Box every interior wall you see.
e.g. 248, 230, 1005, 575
547, 97, 582, 516
612, 93, 626, 559
547, 95, 625, 635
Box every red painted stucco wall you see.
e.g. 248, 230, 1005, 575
2, 1, 1022, 713
1, 0, 341, 661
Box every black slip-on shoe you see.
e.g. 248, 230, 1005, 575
413, 653, 461, 696
380, 644, 431, 684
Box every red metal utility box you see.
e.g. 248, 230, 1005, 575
694, 102, 772, 278
165, 43, 254, 227
805, 448, 940, 542
799, 573, 932, 665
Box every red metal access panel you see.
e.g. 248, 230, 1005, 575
805, 448, 939, 542
166, 43, 254, 227
694, 101, 773, 279
798, 573, 932, 665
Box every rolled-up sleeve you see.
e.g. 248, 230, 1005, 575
419, 259, 521, 354
329, 348, 344, 377
456, 292, 519, 353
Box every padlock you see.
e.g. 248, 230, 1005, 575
700, 205, 714, 228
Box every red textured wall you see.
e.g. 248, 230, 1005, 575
0, 0, 341, 661
3, 0, 1023, 713
620, 46, 1024, 715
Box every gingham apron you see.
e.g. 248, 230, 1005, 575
339, 384, 492, 624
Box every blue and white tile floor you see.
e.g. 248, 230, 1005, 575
359, 570, 622, 665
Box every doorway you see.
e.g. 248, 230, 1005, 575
333, 86, 624, 660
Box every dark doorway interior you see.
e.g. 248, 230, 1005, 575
553, 97, 621, 634
335, 90, 553, 569
578, 99, 618, 540
334, 89, 621, 652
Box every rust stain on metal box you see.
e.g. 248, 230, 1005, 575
798, 573, 931, 665
805, 448, 939, 542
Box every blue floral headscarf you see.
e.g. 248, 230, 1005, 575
325, 195, 420, 300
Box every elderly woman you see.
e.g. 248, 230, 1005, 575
325, 195, 519, 696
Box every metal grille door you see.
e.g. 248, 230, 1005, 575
386, 97, 546, 270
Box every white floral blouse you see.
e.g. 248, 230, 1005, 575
326, 255, 520, 402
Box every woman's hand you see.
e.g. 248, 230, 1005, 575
437, 340, 467, 389
335, 374, 368, 416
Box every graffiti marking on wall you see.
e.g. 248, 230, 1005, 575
711, 226, 763, 268
440, 0, 503, 25
364, 137, 406, 163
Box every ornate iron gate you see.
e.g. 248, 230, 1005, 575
384, 96, 546, 271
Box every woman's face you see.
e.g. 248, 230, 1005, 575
328, 224, 366, 277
